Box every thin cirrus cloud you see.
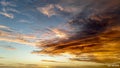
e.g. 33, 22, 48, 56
0, 11, 14, 19
4, 8, 20, 14
0, 64, 40, 68
41, 60, 64, 63
32, 0, 120, 63
37, 0, 99, 17
18, 19, 31, 24
0, 0, 18, 19
0, 45, 16, 50
37, 4, 56, 17
0, 25, 11, 30
0, 0, 16, 7
0, 7, 20, 19
37, 4, 80, 17
0, 25, 36, 46
0, 32, 36, 46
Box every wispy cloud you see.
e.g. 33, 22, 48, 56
0, 37, 35, 46
0, 25, 10, 30
37, 4, 56, 17
0, 25, 36, 46
0, 0, 16, 7
0, 64, 40, 68
41, 60, 64, 63
33, 0, 120, 63
4, 8, 20, 13
0, 11, 14, 19
0, 45, 16, 50
37, 1, 84, 17
0, 0, 19, 19
18, 19, 31, 23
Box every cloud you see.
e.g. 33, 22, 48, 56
4, 8, 20, 13
37, 0, 109, 17
0, 65, 40, 68
18, 19, 31, 23
37, 3, 81, 17
0, 63, 49, 68
0, 0, 16, 7
37, 4, 82, 17
0, 0, 19, 19
32, 0, 120, 63
0, 37, 35, 46
0, 45, 16, 50
41, 60, 64, 63
0, 25, 10, 30
0, 63, 110, 68
0, 11, 14, 19
23, 0, 117, 18
0, 25, 36, 46
37, 4, 56, 17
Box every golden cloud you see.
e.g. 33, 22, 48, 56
0, 25, 36, 46
32, 0, 120, 63
41, 60, 64, 63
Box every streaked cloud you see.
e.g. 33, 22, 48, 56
37, 0, 97, 17
0, 37, 35, 46
32, 0, 120, 63
0, 7, 20, 19
0, 0, 19, 19
0, 11, 14, 19
41, 60, 64, 63
18, 19, 31, 23
37, 4, 80, 17
0, 25, 36, 46
0, 31, 36, 46
0, 25, 11, 30
0, 45, 16, 50
0, 64, 40, 68
0, 0, 16, 7
0, 0, 120, 67
4, 8, 20, 13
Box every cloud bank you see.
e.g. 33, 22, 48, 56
32, 0, 120, 63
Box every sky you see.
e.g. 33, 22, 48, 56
0, 0, 120, 68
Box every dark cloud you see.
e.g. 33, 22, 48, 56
32, 0, 120, 63
37, 0, 120, 17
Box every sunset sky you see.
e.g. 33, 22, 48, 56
0, 0, 120, 68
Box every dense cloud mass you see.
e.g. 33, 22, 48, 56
32, 0, 120, 63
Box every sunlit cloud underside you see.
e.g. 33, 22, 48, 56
0, 0, 120, 68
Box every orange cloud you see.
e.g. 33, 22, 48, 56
32, 0, 120, 63
0, 25, 36, 46
41, 60, 64, 63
